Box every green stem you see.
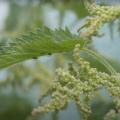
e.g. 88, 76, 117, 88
82, 48, 116, 74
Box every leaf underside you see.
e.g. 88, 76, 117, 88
0, 27, 85, 69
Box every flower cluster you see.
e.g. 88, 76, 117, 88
104, 109, 119, 120
32, 44, 120, 120
80, 2, 120, 38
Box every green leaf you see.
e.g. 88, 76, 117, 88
0, 27, 85, 69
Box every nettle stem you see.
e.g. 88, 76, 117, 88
82, 48, 116, 74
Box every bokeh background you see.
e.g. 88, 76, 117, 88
0, 0, 120, 120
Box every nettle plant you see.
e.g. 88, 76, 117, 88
1, 1, 120, 120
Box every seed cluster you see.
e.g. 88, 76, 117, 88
32, 44, 120, 120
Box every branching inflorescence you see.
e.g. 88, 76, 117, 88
80, 2, 120, 38
32, 44, 120, 120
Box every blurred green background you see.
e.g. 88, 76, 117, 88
0, 0, 120, 120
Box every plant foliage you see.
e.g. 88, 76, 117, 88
0, 27, 85, 69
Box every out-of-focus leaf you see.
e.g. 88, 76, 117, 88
0, 93, 32, 120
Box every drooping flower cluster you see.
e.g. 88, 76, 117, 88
80, 2, 120, 38
32, 44, 120, 120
